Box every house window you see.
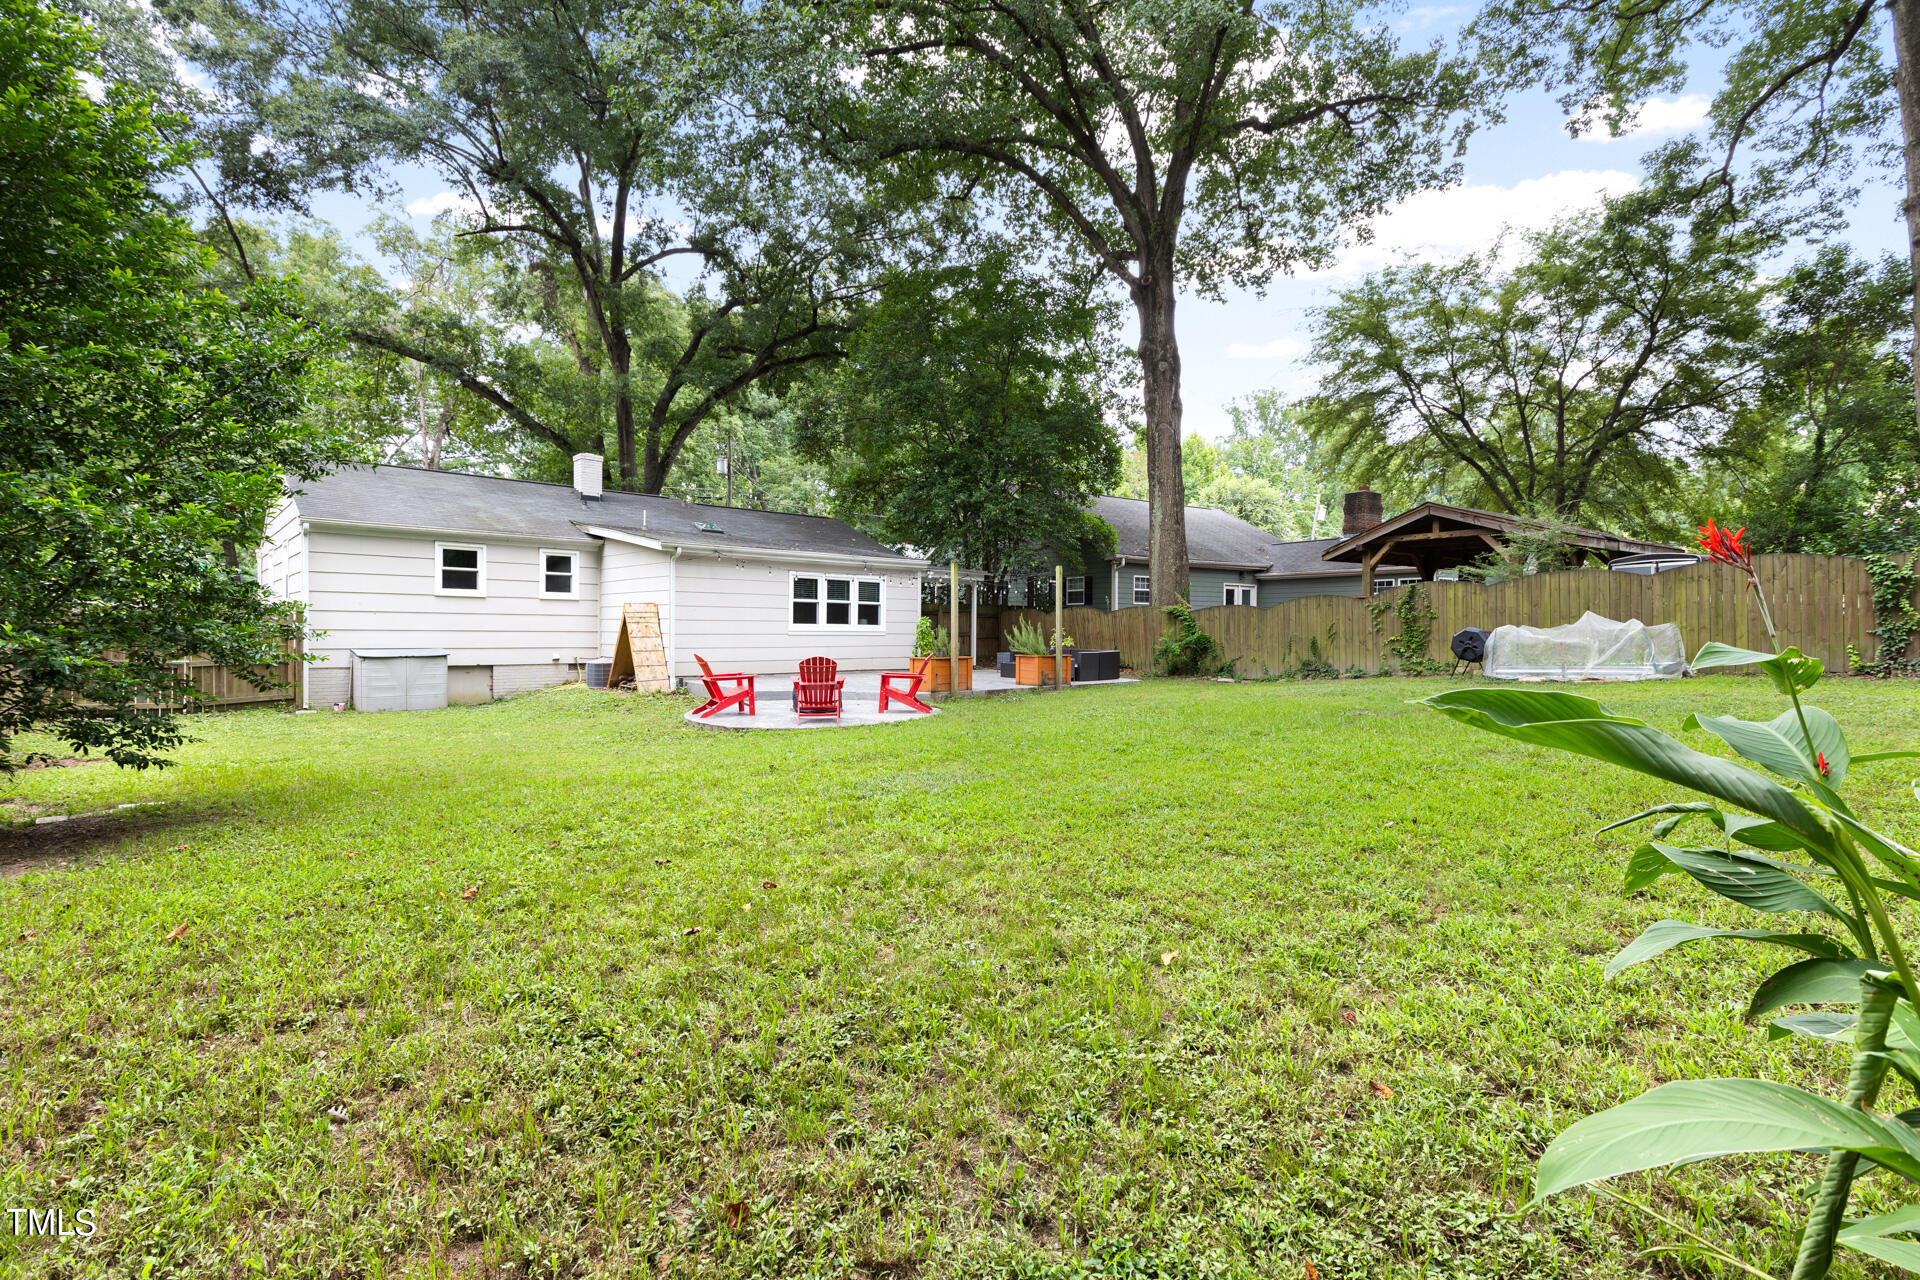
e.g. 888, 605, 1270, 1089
436, 542, 485, 596
1224, 583, 1255, 606
540, 549, 578, 598
1372, 575, 1420, 595
1133, 574, 1151, 605
791, 573, 883, 630
1065, 576, 1086, 606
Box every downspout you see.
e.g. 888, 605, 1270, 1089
1111, 561, 1121, 612
668, 546, 682, 689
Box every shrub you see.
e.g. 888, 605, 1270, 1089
1153, 598, 1232, 677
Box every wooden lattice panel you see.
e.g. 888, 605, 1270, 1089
607, 602, 670, 692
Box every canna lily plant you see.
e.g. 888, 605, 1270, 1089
1419, 520, 1920, 1278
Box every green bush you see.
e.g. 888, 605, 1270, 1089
1153, 598, 1232, 677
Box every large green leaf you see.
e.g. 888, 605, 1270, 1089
1601, 803, 1807, 853
1418, 690, 1832, 847
1748, 958, 1877, 1019
1837, 1207, 1920, 1267
1853, 750, 1920, 765
1692, 642, 1824, 696
1831, 811, 1920, 891
1625, 844, 1847, 918
1682, 707, 1849, 791
1606, 920, 1852, 977
1767, 1012, 1858, 1043
1531, 1079, 1920, 1202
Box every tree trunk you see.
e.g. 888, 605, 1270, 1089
1891, 0, 1920, 445
1133, 266, 1191, 605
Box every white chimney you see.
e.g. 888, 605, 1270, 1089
572, 453, 604, 499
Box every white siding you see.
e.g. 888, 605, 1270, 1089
258, 494, 306, 603
598, 539, 671, 659
669, 552, 919, 678
302, 531, 602, 685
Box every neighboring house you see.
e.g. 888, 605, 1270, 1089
1064, 491, 1414, 611
1064, 489, 1684, 608
258, 456, 928, 708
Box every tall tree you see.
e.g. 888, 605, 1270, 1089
160, 0, 896, 492
0, 0, 338, 769
1476, 0, 1920, 442
1714, 247, 1920, 551
1196, 392, 1348, 538
768, 0, 1491, 603
798, 251, 1120, 599
1301, 156, 1772, 530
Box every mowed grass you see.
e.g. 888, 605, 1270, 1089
3, 678, 1920, 1279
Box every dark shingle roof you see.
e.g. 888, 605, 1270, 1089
1090, 496, 1407, 577
288, 465, 921, 563
1092, 495, 1277, 570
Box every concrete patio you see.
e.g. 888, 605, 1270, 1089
681, 666, 1137, 730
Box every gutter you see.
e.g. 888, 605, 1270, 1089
578, 524, 930, 571
300, 517, 596, 548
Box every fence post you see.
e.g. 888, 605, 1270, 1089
949, 561, 960, 694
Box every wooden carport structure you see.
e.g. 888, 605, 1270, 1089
1320, 502, 1686, 595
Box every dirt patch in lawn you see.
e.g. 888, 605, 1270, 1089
0, 807, 212, 878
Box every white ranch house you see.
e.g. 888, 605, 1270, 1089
257, 455, 928, 708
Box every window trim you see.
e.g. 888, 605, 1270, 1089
538, 548, 580, 600
788, 570, 886, 633
1132, 574, 1151, 605
1065, 575, 1087, 607
435, 541, 487, 597
1223, 583, 1255, 607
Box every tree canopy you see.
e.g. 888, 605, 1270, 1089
798, 251, 1119, 599
1300, 155, 1773, 532
161, 0, 901, 492
0, 0, 338, 769
764, 0, 1495, 602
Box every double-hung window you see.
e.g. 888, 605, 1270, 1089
791, 574, 883, 630
436, 542, 485, 596
540, 550, 579, 599
1065, 576, 1086, 606
1224, 583, 1255, 606
1133, 574, 1151, 605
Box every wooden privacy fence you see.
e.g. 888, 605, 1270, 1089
1000, 554, 1880, 676
147, 653, 300, 710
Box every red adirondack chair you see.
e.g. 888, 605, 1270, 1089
878, 670, 932, 714
792, 656, 843, 720
693, 654, 755, 718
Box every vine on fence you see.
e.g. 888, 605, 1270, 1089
1852, 553, 1920, 675
1368, 583, 1445, 674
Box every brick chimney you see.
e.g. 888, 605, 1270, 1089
1343, 487, 1383, 536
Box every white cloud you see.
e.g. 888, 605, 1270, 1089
1225, 336, 1307, 360
406, 191, 479, 220
1321, 168, 1641, 277
1399, 5, 1461, 28
1577, 95, 1712, 142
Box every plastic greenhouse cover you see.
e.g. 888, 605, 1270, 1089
1482, 610, 1688, 681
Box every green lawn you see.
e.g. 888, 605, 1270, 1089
4, 677, 1919, 1279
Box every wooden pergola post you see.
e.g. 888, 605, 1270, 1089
1053, 563, 1064, 688
949, 561, 960, 694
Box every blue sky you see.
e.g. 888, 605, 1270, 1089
298, 23, 1909, 446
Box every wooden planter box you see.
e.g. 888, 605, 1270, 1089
908, 655, 973, 692
1013, 653, 1071, 687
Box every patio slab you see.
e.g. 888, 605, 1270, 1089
680, 667, 1136, 730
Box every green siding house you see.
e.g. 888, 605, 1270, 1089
1066, 492, 1416, 612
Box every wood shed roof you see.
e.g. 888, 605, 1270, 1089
1320, 502, 1684, 576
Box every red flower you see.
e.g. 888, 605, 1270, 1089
1697, 519, 1753, 570
1817, 751, 1831, 779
